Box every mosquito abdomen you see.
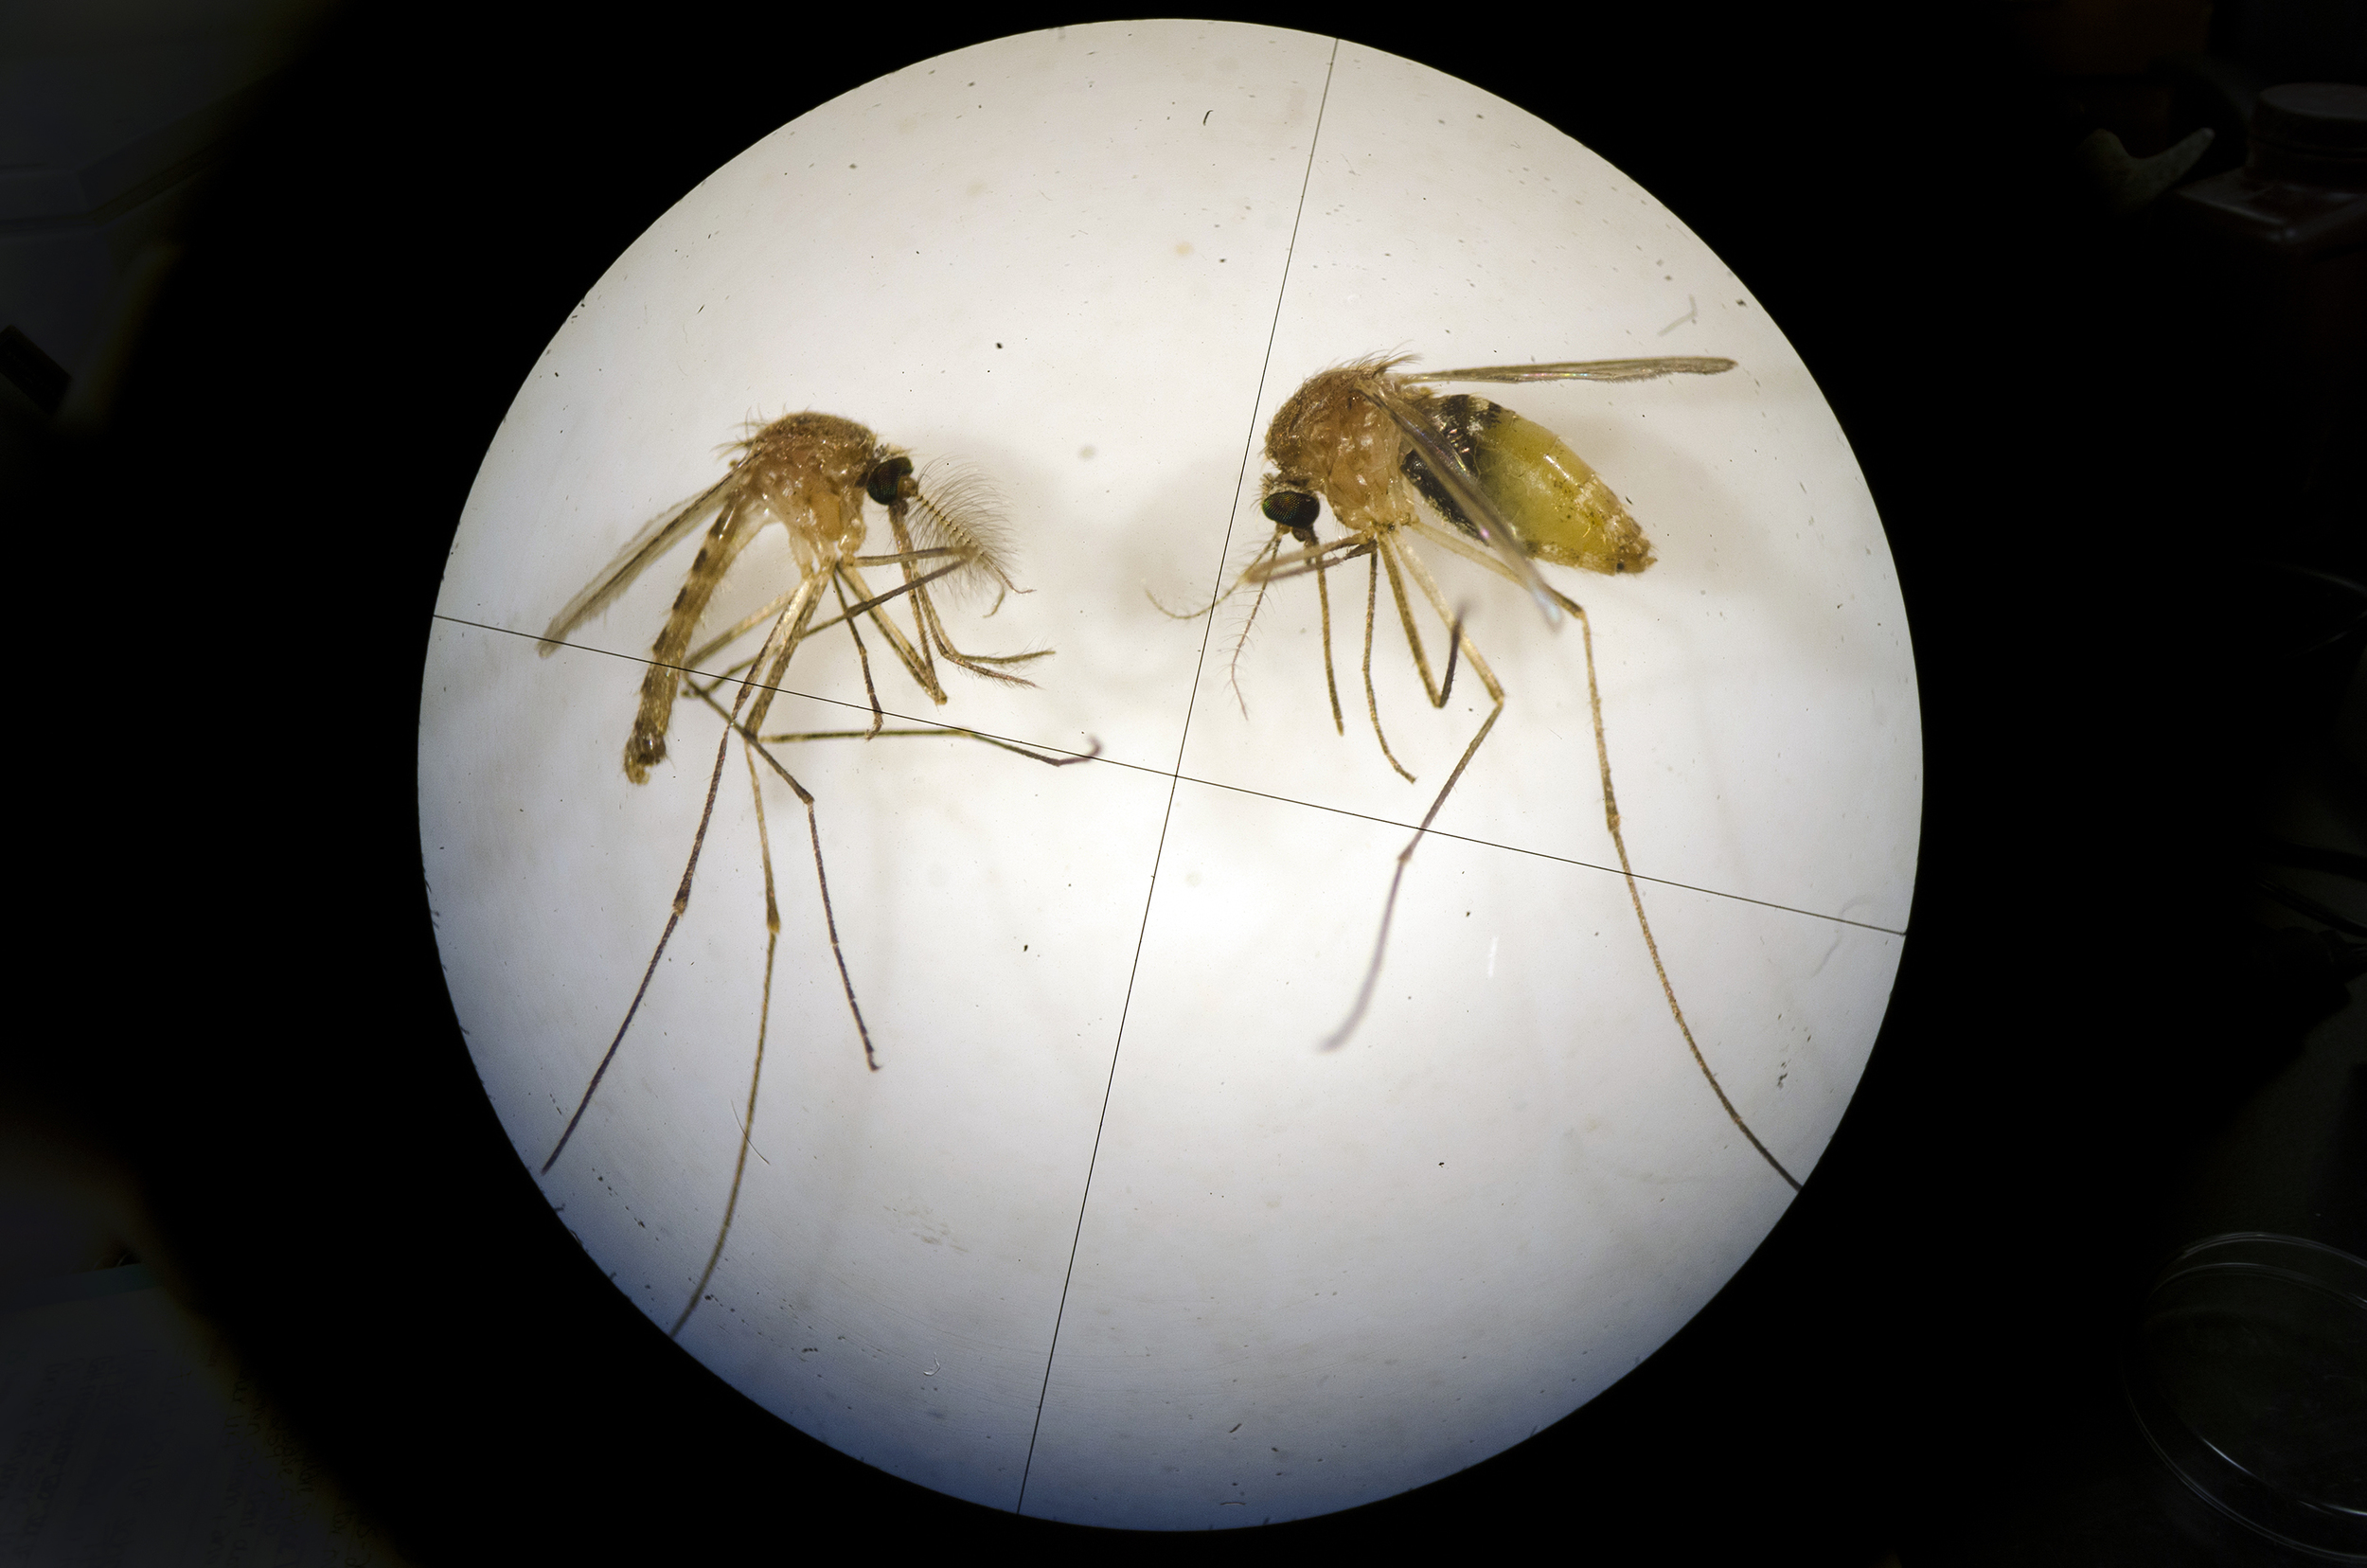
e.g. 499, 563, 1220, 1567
625, 503, 760, 783
1413, 395, 1657, 576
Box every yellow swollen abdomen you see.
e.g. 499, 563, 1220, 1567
1471, 407, 1657, 575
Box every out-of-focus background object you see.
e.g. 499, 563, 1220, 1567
0, 0, 331, 453
2122, 1234, 2367, 1560
1, 1109, 412, 1563
4, 6, 407, 1559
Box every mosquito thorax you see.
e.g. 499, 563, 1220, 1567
1401, 393, 1656, 576
865, 454, 916, 507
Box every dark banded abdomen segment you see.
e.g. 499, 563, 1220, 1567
624, 496, 761, 783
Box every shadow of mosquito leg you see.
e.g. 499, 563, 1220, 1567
669, 738, 787, 1337
542, 714, 741, 1176
1553, 586, 1801, 1193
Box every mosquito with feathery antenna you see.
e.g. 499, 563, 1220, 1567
536, 410, 1099, 1335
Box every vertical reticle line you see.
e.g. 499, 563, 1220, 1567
1014, 36, 1344, 1515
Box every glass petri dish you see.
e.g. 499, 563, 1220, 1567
2125, 1232, 2367, 1560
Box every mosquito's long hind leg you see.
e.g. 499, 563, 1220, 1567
546, 583, 820, 1178
736, 726, 879, 1073
543, 711, 742, 1175
1548, 585, 1801, 1192
669, 738, 790, 1337
710, 588, 880, 1071
757, 722, 1102, 770
1321, 586, 1504, 1052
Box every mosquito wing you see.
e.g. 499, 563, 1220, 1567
1398, 357, 1736, 385
1364, 380, 1562, 627
538, 470, 742, 653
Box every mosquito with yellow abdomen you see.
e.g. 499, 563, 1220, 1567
1193, 351, 1799, 1191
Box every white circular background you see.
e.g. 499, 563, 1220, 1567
418, 21, 1918, 1530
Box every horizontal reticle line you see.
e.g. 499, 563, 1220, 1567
441, 611, 1903, 939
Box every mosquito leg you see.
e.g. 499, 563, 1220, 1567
544, 577, 829, 1180
737, 729, 879, 1073
1220, 534, 1286, 715
1321, 605, 1504, 1052
1361, 548, 1416, 784
830, 568, 885, 738
1146, 579, 1235, 621
836, 560, 948, 703
723, 551, 974, 666
543, 705, 742, 1174
910, 580, 1054, 686
882, 503, 947, 697
703, 595, 880, 1070
1241, 534, 1375, 585
1313, 544, 1344, 735
1391, 532, 1494, 713
1376, 534, 1452, 707
757, 722, 1102, 769
692, 686, 1103, 779
1548, 585, 1801, 1191
669, 738, 789, 1337
703, 671, 1107, 1066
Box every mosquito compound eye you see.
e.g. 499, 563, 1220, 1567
865, 455, 915, 506
1261, 490, 1319, 532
